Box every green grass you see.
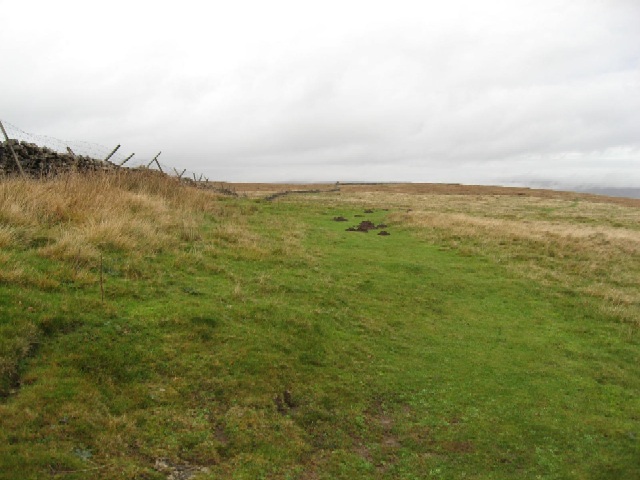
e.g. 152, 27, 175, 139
1, 191, 639, 479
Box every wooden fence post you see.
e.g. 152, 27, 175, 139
104, 144, 120, 162
146, 152, 162, 172
119, 153, 135, 166
0, 120, 26, 177
66, 146, 78, 171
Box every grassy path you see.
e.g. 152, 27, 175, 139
1, 196, 638, 479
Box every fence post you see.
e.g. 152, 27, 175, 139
119, 153, 134, 166
0, 120, 26, 177
104, 144, 120, 162
146, 152, 162, 173
66, 146, 79, 171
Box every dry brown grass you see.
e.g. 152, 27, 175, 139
230, 183, 338, 199
0, 171, 232, 279
363, 192, 640, 327
232, 182, 640, 207
0, 226, 15, 248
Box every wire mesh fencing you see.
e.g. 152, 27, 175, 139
0, 119, 218, 188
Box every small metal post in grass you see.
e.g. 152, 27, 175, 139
0, 120, 26, 177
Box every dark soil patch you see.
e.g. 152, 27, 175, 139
346, 221, 376, 232
441, 441, 475, 453
345, 221, 389, 233
378, 231, 390, 236
274, 389, 297, 414
333, 216, 348, 222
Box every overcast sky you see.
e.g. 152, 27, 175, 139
1, 0, 639, 185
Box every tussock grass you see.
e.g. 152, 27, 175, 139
0, 226, 15, 248
392, 196, 640, 327
0, 170, 229, 263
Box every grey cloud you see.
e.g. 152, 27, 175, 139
1, 0, 639, 185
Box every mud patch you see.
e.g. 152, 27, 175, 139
352, 399, 403, 473
214, 425, 228, 445
345, 221, 388, 233
274, 389, 297, 414
441, 441, 475, 453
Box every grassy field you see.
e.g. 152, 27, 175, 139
1, 173, 639, 479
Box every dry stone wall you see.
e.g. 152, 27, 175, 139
0, 139, 118, 177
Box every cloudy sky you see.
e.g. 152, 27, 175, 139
1, 0, 639, 186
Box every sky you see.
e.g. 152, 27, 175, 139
1, 0, 639, 186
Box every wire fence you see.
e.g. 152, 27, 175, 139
0, 119, 215, 185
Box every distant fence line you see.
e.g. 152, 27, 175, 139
0, 119, 217, 186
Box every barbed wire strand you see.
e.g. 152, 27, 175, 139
0, 119, 213, 182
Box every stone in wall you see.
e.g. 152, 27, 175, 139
0, 139, 119, 177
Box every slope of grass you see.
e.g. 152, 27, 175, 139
1, 175, 639, 479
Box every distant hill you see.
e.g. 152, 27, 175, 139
502, 178, 640, 200
572, 186, 640, 199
